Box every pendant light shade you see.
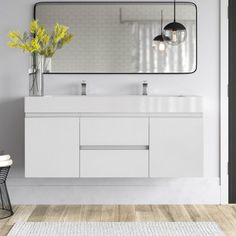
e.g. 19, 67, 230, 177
153, 10, 169, 51
163, 0, 187, 45
153, 35, 166, 51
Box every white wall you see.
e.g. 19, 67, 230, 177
0, 0, 221, 204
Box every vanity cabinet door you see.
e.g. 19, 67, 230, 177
25, 117, 79, 177
150, 117, 203, 177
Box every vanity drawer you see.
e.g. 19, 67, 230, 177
80, 118, 148, 145
80, 150, 148, 177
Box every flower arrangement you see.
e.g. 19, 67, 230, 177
8, 20, 73, 57
7, 20, 73, 96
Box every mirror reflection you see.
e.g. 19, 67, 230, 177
35, 2, 197, 74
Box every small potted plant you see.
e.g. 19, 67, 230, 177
7, 20, 73, 96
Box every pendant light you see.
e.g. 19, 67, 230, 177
163, 0, 187, 45
153, 10, 168, 51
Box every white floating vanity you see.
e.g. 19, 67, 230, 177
24, 96, 203, 178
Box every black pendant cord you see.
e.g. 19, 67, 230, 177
161, 10, 163, 31
161, 10, 163, 29
174, 0, 176, 22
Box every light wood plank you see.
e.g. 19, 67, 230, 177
163, 205, 192, 222
204, 205, 235, 236
119, 205, 136, 222
135, 205, 155, 221
101, 205, 118, 222
27, 205, 49, 222
150, 205, 172, 221
43, 205, 67, 222
84, 205, 102, 222
62, 205, 83, 222
2, 205, 35, 236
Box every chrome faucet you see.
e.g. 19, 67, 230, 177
142, 81, 148, 96
81, 80, 87, 96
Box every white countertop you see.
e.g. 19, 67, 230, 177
25, 95, 202, 114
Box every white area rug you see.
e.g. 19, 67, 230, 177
7, 222, 224, 236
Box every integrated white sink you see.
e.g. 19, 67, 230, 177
25, 95, 202, 113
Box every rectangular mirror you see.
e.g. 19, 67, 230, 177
35, 2, 197, 74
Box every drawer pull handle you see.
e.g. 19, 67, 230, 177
80, 145, 149, 150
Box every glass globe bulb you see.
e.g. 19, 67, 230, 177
172, 31, 177, 43
152, 35, 167, 52
163, 22, 187, 46
158, 42, 166, 51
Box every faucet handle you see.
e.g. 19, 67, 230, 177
81, 80, 87, 96
142, 81, 148, 96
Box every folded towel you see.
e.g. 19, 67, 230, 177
0, 155, 11, 162
0, 159, 13, 167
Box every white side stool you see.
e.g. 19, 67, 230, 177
0, 155, 13, 219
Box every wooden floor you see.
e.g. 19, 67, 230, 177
1, 205, 236, 235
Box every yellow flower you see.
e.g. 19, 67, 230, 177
54, 23, 68, 43
7, 41, 20, 48
8, 31, 22, 41
42, 33, 50, 45
36, 27, 44, 38
35, 28, 49, 46
61, 33, 73, 45
31, 38, 41, 52
30, 20, 39, 34
7, 20, 73, 56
